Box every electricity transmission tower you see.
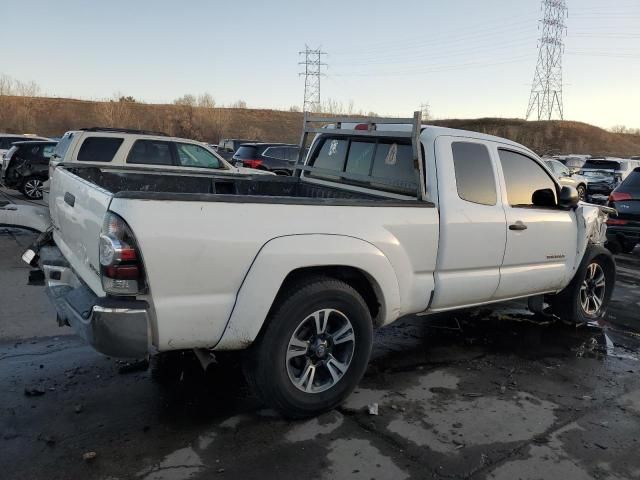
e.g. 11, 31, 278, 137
526, 0, 568, 121
299, 45, 327, 112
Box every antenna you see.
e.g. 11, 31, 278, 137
299, 45, 327, 113
526, 0, 568, 121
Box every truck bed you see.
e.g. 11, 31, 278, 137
69, 166, 423, 206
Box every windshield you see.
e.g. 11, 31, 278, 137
53, 132, 74, 160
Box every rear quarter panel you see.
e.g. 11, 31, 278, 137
108, 198, 439, 350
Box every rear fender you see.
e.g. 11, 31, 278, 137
215, 234, 401, 350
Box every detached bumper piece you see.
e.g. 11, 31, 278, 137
40, 246, 149, 358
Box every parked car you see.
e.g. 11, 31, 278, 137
232, 143, 303, 175
0, 133, 49, 159
544, 159, 588, 201
217, 138, 256, 160
606, 167, 640, 254
27, 113, 614, 418
561, 156, 587, 174
580, 158, 640, 197
2, 140, 58, 199
49, 128, 270, 177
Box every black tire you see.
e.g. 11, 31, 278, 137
549, 246, 616, 324
577, 184, 587, 202
244, 276, 373, 419
20, 176, 45, 200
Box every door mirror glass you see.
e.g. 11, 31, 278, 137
558, 186, 579, 209
532, 188, 557, 208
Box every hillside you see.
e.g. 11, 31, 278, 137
1, 95, 639, 157
432, 118, 640, 157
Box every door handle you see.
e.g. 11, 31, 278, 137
64, 192, 75, 207
509, 222, 527, 231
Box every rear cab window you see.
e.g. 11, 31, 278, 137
307, 136, 418, 196
77, 136, 124, 162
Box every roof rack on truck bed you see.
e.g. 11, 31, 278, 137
294, 111, 425, 199
80, 127, 168, 137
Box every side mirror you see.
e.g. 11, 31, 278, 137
532, 188, 557, 208
558, 186, 579, 209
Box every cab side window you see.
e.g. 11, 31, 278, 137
499, 149, 557, 207
77, 137, 124, 162
127, 140, 174, 165
451, 142, 497, 206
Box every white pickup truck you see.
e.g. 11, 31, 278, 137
27, 113, 615, 418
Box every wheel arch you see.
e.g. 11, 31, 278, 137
214, 234, 401, 350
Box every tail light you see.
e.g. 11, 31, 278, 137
99, 212, 146, 296
609, 191, 632, 202
243, 159, 263, 169
607, 218, 628, 226
355, 123, 375, 131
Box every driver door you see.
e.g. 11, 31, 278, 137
494, 148, 577, 300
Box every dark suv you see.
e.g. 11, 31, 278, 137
607, 167, 640, 254
217, 138, 257, 160
1, 141, 57, 199
232, 143, 302, 175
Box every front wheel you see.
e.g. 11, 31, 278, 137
577, 184, 587, 202
549, 247, 615, 323
244, 277, 373, 418
21, 176, 45, 200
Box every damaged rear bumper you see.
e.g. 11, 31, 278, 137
38, 245, 150, 357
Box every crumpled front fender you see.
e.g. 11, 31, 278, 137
572, 203, 615, 277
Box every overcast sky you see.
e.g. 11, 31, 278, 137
2, 0, 639, 129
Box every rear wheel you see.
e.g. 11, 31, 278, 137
576, 184, 587, 202
244, 277, 373, 418
20, 176, 45, 200
549, 247, 615, 323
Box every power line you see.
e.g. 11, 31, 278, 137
298, 45, 327, 112
526, 0, 568, 121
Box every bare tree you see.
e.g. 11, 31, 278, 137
230, 99, 247, 109
174, 94, 197, 106
197, 93, 215, 108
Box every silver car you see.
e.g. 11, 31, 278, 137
544, 159, 588, 201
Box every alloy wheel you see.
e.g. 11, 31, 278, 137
580, 263, 606, 315
286, 308, 355, 393
23, 179, 44, 199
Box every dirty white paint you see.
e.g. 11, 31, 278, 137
323, 438, 409, 480
285, 411, 344, 443
137, 447, 203, 480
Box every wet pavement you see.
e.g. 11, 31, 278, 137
1, 230, 640, 480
